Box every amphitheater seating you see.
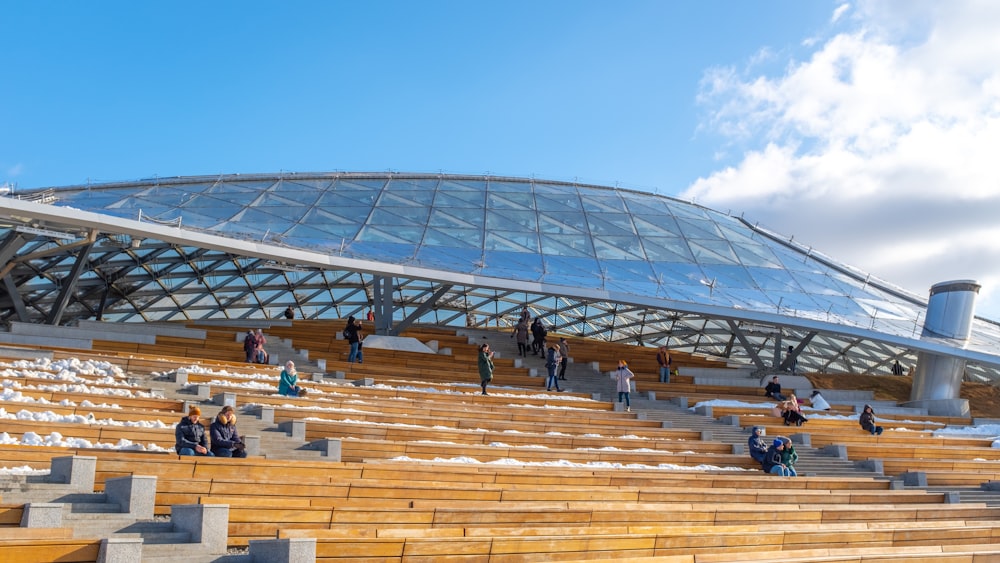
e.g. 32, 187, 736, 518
2, 320, 1000, 561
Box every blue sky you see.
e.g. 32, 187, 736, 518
1, 1, 830, 191
4, 1, 1000, 321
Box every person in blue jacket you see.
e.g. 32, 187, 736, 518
748, 426, 768, 465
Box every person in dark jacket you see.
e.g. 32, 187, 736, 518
762, 439, 790, 476
478, 343, 495, 395
748, 426, 768, 465
346, 318, 364, 364
175, 406, 213, 456
210, 405, 246, 458
530, 318, 547, 356
242, 330, 257, 363
860, 404, 884, 435
764, 375, 787, 401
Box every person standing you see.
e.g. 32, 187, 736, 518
656, 346, 672, 383
614, 360, 634, 412
283, 306, 295, 320
530, 318, 544, 355
512, 319, 530, 357
175, 406, 212, 457
254, 328, 268, 364
366, 308, 375, 321
346, 318, 364, 364
785, 345, 797, 375
558, 337, 570, 380
242, 330, 257, 363
545, 345, 563, 392
518, 307, 531, 325
478, 343, 494, 395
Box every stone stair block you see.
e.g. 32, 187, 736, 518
249, 537, 317, 562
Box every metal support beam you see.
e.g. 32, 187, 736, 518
390, 283, 453, 336
370, 275, 393, 335
0, 232, 34, 318
45, 241, 95, 325
3, 276, 29, 322
779, 331, 817, 372
727, 320, 766, 370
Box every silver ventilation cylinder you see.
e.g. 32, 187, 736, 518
905, 280, 979, 417
923, 280, 980, 340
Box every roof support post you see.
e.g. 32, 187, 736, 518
726, 320, 766, 370
0, 232, 35, 321
389, 283, 453, 336
370, 275, 390, 335
3, 276, 29, 322
45, 241, 95, 325
779, 332, 817, 372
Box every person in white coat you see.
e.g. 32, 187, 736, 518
809, 390, 831, 411
614, 360, 634, 412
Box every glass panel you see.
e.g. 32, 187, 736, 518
428, 207, 483, 229
687, 239, 739, 265
485, 230, 539, 252
538, 211, 587, 235
433, 190, 486, 209
542, 256, 602, 286
487, 209, 537, 231
539, 233, 593, 257
369, 206, 430, 226
481, 250, 544, 279
642, 236, 694, 262
356, 224, 423, 245
414, 246, 481, 271
593, 235, 644, 260
422, 227, 482, 249
534, 192, 582, 212
487, 190, 535, 210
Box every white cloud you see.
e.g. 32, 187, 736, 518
686, 0, 1000, 320
831, 3, 851, 23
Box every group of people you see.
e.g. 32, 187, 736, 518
764, 376, 809, 426
511, 309, 571, 387
748, 426, 797, 476
242, 328, 269, 364
511, 309, 552, 359
174, 405, 247, 458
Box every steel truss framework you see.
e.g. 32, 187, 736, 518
1, 172, 999, 383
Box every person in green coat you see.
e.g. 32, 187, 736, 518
478, 343, 494, 395
779, 436, 798, 476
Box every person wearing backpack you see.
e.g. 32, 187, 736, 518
346, 317, 364, 364
243, 330, 257, 363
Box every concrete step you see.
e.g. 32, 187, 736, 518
140, 542, 233, 562
64, 501, 123, 514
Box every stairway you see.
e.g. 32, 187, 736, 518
0, 468, 242, 562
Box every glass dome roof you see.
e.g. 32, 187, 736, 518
2, 172, 999, 380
